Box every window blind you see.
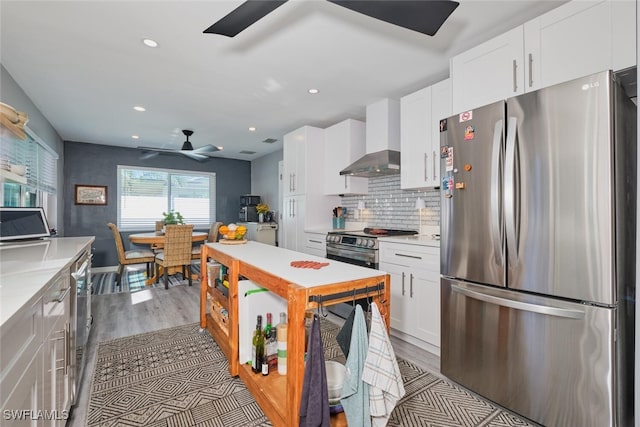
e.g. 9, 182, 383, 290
117, 165, 216, 230
0, 125, 59, 195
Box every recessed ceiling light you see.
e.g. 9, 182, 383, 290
142, 38, 158, 48
133, 106, 146, 112
249, 127, 256, 132
131, 135, 139, 139
308, 88, 319, 94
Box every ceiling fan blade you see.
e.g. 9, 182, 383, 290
140, 151, 160, 160
327, 0, 459, 36
203, 0, 288, 37
182, 151, 209, 161
193, 144, 220, 156
137, 146, 179, 153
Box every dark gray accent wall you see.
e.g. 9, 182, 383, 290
63, 141, 251, 267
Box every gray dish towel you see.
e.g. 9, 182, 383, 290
336, 305, 356, 358
299, 314, 330, 427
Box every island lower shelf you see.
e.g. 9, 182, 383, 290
200, 241, 390, 427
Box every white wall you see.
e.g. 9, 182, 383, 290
251, 149, 282, 214
1, 65, 65, 234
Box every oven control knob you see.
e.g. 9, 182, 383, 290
356, 238, 362, 246
367, 240, 375, 248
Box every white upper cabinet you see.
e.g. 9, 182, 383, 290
283, 126, 324, 196
401, 79, 451, 190
451, 0, 637, 114
324, 119, 368, 195
451, 26, 525, 114
525, 0, 636, 92
401, 86, 432, 189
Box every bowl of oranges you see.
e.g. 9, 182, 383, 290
218, 223, 247, 241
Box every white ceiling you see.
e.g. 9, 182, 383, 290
1, 0, 566, 161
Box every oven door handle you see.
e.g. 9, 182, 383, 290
326, 247, 375, 264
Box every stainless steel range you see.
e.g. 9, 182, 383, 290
326, 228, 417, 317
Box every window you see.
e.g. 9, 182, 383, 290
117, 165, 216, 230
0, 125, 58, 213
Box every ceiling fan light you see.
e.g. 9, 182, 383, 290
181, 140, 194, 151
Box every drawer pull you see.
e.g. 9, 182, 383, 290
410, 273, 414, 297
394, 253, 422, 260
309, 240, 323, 244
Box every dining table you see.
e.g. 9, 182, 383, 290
129, 231, 208, 285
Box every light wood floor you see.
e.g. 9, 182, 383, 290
66, 283, 440, 427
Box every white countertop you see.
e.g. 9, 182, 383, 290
377, 234, 441, 248
206, 240, 385, 288
0, 236, 94, 326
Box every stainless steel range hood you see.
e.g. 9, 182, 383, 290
340, 98, 401, 178
339, 149, 400, 177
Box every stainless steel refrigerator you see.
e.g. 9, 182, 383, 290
440, 69, 636, 427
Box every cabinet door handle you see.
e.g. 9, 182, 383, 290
289, 174, 293, 192
292, 173, 296, 192
433, 150, 437, 180
395, 253, 422, 260
410, 273, 414, 298
512, 59, 518, 92
528, 53, 533, 88
424, 153, 428, 181
344, 175, 348, 189
292, 199, 296, 218
65, 322, 70, 374
401, 272, 405, 296
51, 287, 70, 303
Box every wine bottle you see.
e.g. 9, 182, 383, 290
276, 312, 287, 375
251, 315, 264, 374
265, 313, 278, 371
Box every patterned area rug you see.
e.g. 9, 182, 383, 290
92, 264, 201, 295
87, 321, 536, 427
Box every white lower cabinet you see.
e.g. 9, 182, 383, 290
379, 241, 440, 354
1, 269, 72, 427
302, 232, 326, 258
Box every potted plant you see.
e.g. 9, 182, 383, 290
162, 210, 185, 226
256, 203, 269, 223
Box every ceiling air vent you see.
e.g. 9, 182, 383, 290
262, 138, 277, 144
240, 150, 256, 155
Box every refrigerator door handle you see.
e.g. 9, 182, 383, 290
490, 120, 503, 265
451, 284, 585, 319
505, 116, 518, 267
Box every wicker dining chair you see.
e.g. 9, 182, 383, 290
155, 224, 194, 289
107, 222, 156, 287
191, 221, 223, 261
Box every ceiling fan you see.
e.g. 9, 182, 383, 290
138, 130, 220, 161
203, 0, 459, 38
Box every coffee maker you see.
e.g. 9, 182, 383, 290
238, 195, 260, 222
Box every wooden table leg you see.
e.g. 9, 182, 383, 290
200, 250, 207, 328
286, 286, 305, 426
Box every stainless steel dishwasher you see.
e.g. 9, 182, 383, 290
70, 250, 92, 404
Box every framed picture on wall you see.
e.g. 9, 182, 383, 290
75, 184, 107, 205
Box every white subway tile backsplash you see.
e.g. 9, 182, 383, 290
339, 175, 440, 233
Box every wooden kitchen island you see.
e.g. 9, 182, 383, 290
200, 240, 390, 427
